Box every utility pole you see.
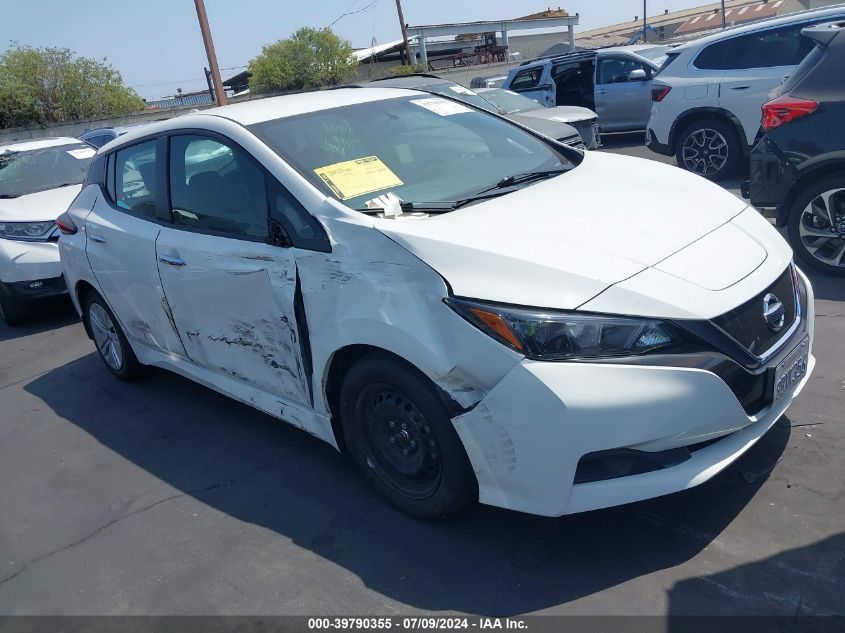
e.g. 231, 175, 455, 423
721, 0, 727, 28
193, 0, 228, 106
643, 0, 648, 44
395, 0, 414, 66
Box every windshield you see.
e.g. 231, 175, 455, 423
634, 45, 671, 67
0, 142, 94, 198
249, 95, 576, 211
478, 89, 542, 114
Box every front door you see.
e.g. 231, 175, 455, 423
155, 133, 311, 406
594, 55, 653, 131
85, 138, 187, 357
508, 65, 554, 107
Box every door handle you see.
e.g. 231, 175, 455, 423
729, 85, 751, 90
159, 254, 187, 267
89, 234, 107, 243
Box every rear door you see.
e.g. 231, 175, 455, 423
85, 137, 187, 356
155, 132, 312, 406
507, 64, 554, 106
719, 23, 817, 145
594, 54, 654, 131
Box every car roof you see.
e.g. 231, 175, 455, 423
674, 3, 845, 51
108, 87, 427, 146
0, 137, 84, 153
602, 44, 669, 54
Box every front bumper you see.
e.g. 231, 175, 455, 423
452, 271, 816, 517
0, 275, 68, 300
0, 237, 63, 284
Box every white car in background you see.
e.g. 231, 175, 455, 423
0, 137, 95, 325
646, 4, 845, 180
477, 87, 601, 149
59, 88, 814, 518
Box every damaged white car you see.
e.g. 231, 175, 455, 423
59, 88, 815, 518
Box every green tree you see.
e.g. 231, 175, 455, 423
249, 27, 358, 94
0, 44, 144, 128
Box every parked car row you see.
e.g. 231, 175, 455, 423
39, 81, 815, 520
647, 3, 845, 180
354, 74, 600, 149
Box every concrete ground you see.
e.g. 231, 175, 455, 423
0, 142, 843, 617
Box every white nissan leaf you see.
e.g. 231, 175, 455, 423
58, 88, 815, 518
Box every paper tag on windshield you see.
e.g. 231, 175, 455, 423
448, 85, 474, 96
411, 97, 472, 116
67, 148, 96, 159
314, 156, 403, 200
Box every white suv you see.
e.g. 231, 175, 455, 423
646, 4, 845, 180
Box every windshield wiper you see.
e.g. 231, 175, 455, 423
451, 168, 570, 209
356, 201, 458, 215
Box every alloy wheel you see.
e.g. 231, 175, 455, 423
799, 187, 845, 269
89, 302, 123, 371
355, 383, 442, 500
681, 128, 729, 177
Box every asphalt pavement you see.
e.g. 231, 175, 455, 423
0, 142, 843, 617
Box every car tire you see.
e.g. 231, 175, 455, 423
340, 352, 477, 519
786, 175, 845, 277
83, 292, 145, 380
0, 287, 29, 327
675, 119, 742, 181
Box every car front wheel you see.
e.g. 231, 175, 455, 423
84, 292, 145, 379
787, 176, 845, 276
676, 119, 741, 181
340, 352, 477, 519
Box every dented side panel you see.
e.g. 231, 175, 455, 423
297, 211, 524, 416
155, 228, 311, 408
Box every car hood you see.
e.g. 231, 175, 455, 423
515, 105, 597, 124
378, 151, 761, 313
0, 185, 82, 222
505, 114, 578, 140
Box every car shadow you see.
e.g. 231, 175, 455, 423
0, 298, 79, 342
666, 532, 845, 617
24, 354, 792, 615
804, 269, 845, 303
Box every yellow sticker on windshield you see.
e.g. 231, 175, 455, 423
314, 156, 403, 200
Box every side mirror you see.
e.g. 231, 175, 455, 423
627, 69, 648, 82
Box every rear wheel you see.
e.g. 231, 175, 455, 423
0, 286, 29, 327
340, 353, 477, 518
786, 176, 845, 276
84, 292, 145, 379
675, 119, 741, 181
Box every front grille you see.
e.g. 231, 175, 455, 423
712, 267, 797, 358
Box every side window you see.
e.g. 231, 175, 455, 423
597, 57, 651, 84
269, 179, 330, 253
694, 38, 741, 70
510, 66, 543, 90
114, 140, 157, 217
733, 24, 815, 69
168, 134, 268, 239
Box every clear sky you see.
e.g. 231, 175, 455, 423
1, 0, 706, 100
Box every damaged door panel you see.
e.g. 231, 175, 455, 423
156, 230, 311, 407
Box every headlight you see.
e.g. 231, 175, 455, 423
446, 297, 684, 361
0, 221, 56, 241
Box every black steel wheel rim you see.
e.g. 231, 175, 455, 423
354, 383, 442, 500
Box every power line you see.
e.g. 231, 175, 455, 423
328, 0, 378, 28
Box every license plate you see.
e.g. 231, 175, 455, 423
772, 336, 810, 403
